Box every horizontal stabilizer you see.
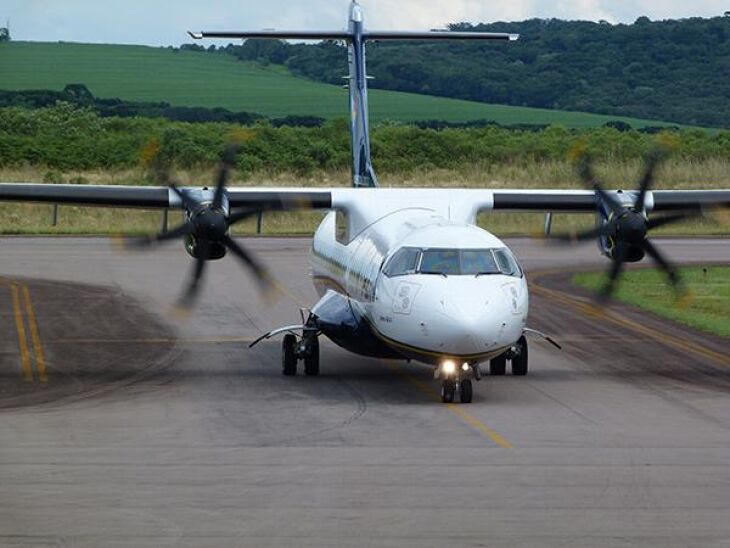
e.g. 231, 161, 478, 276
189, 30, 517, 42
363, 31, 518, 41
188, 30, 350, 40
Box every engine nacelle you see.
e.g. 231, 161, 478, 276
595, 191, 646, 263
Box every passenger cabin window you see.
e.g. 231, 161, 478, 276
383, 247, 420, 277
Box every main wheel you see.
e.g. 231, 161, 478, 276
489, 354, 507, 375
440, 380, 456, 403
511, 336, 528, 376
460, 379, 473, 404
304, 337, 320, 376
282, 334, 297, 376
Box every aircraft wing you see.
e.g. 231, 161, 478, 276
0, 184, 728, 213
0, 184, 333, 211
489, 189, 730, 212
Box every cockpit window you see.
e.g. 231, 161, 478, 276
384, 247, 522, 278
417, 248, 522, 277
494, 248, 521, 276
420, 249, 461, 275
383, 247, 420, 277
462, 250, 500, 275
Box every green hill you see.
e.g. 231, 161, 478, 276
0, 41, 683, 129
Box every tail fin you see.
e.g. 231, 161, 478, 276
347, 1, 377, 187
190, 1, 518, 188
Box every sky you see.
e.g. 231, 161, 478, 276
2, 0, 728, 47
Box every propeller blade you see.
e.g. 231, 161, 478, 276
129, 222, 194, 248
634, 151, 661, 212
552, 224, 612, 244
642, 239, 683, 294
221, 235, 270, 286
646, 212, 697, 231
179, 239, 209, 307
599, 244, 627, 301
169, 184, 201, 213
576, 155, 624, 213
212, 144, 241, 210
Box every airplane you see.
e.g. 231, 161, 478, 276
1, 1, 728, 404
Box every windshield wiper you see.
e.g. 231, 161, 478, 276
475, 271, 499, 277
420, 271, 448, 278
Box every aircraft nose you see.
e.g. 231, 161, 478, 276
437, 284, 525, 355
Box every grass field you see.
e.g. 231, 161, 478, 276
573, 267, 730, 337
0, 41, 689, 128
1, 159, 728, 236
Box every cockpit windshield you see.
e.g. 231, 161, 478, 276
383, 247, 522, 277
420, 249, 501, 276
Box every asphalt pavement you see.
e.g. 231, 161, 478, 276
0, 236, 728, 547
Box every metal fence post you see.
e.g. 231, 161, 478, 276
256, 211, 263, 234
160, 209, 169, 234
52, 204, 58, 226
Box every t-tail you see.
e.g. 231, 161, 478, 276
189, 1, 518, 188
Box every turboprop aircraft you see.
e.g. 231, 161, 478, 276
1, 1, 728, 403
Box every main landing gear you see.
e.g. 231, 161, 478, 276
281, 333, 320, 376
489, 335, 528, 376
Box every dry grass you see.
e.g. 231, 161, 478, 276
1, 159, 728, 236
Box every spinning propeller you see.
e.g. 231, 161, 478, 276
127, 144, 273, 308
555, 149, 699, 302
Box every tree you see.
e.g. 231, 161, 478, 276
0, 26, 10, 43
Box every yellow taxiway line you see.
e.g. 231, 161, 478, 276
21, 284, 48, 382
2, 279, 48, 383
10, 283, 34, 382
387, 361, 513, 449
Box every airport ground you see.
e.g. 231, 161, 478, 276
0, 237, 728, 547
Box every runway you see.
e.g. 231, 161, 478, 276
0, 236, 728, 547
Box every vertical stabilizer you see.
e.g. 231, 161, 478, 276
347, 1, 377, 188
189, 3, 517, 190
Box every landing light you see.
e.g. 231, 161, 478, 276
442, 360, 456, 374
462, 363, 470, 371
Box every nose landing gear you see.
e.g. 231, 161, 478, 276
439, 379, 473, 404
437, 362, 477, 404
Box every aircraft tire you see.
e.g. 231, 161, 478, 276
282, 334, 297, 376
512, 336, 528, 376
304, 337, 320, 376
460, 380, 473, 403
441, 380, 456, 403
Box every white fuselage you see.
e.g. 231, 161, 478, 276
308, 191, 529, 365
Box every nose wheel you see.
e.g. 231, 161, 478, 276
440, 379, 473, 404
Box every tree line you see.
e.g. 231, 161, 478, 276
0, 85, 326, 127
1, 103, 727, 174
